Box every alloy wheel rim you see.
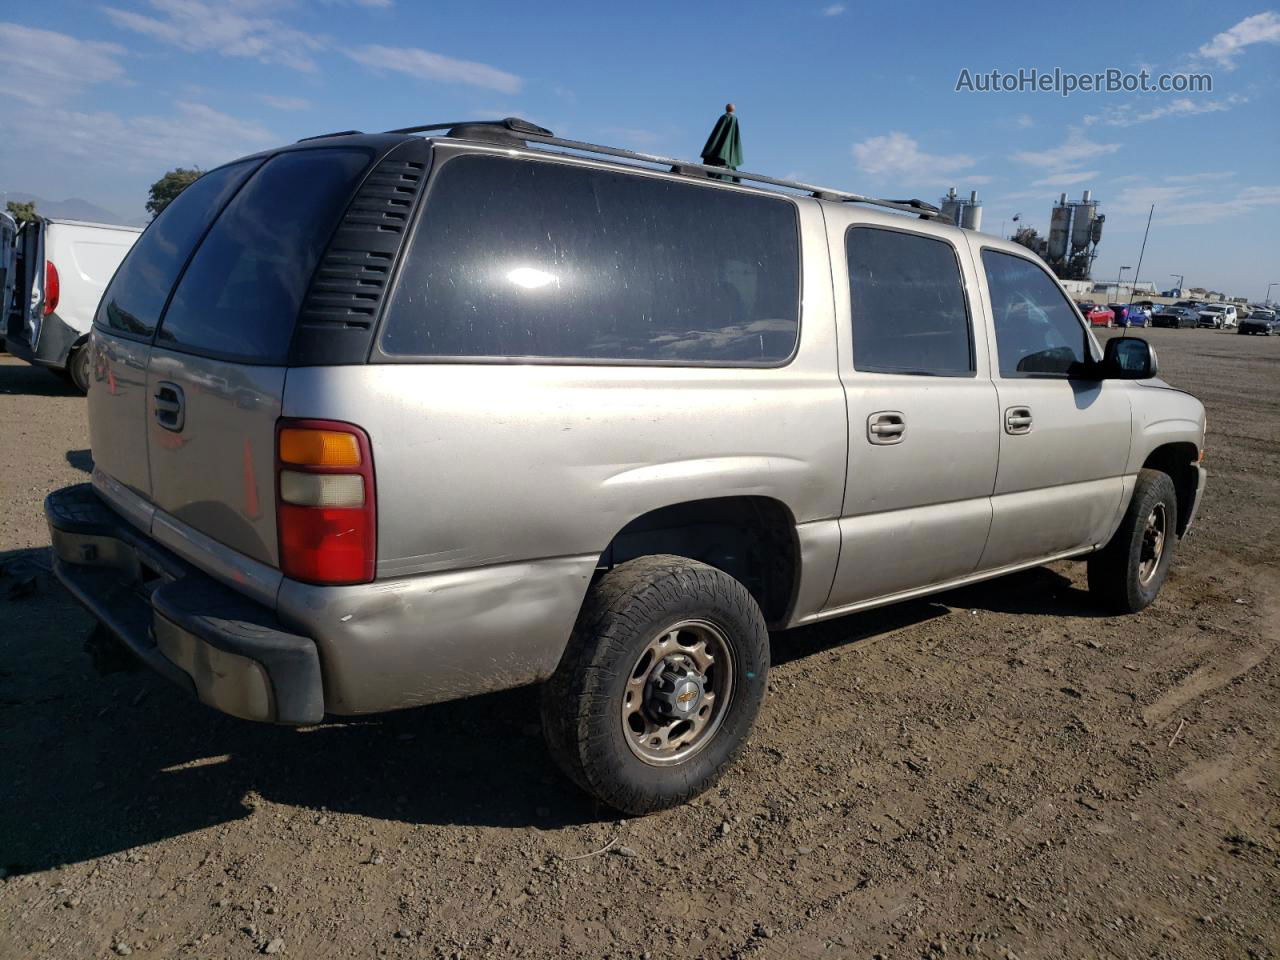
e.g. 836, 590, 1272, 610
1138, 502, 1167, 586
621, 619, 735, 766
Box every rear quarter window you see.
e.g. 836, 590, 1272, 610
155, 147, 373, 364
378, 154, 801, 364
96, 160, 259, 339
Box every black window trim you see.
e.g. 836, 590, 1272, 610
367, 149, 806, 370
94, 156, 267, 348
979, 245, 1101, 381
149, 146, 381, 366
844, 223, 977, 379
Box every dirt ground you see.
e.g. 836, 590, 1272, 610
1, 328, 1277, 960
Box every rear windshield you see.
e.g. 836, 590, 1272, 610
378, 154, 800, 364
156, 148, 373, 363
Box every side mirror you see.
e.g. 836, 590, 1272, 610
1102, 336, 1158, 379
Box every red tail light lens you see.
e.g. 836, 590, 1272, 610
275, 419, 375, 585
44, 260, 60, 316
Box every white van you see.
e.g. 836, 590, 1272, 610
5, 217, 142, 391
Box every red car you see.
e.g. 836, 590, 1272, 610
1084, 304, 1115, 327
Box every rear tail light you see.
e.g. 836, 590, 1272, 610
276, 419, 376, 585
44, 260, 60, 316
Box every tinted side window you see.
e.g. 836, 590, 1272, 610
380, 155, 800, 363
156, 148, 372, 364
846, 227, 972, 376
96, 160, 258, 339
982, 250, 1091, 377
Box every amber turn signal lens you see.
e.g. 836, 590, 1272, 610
278, 428, 361, 467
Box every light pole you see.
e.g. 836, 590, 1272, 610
1266, 281, 1279, 306
1115, 265, 1131, 301
1170, 273, 1184, 296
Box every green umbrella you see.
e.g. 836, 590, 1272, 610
700, 104, 743, 181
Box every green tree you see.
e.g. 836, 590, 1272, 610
5, 199, 37, 223
1011, 225, 1043, 252
146, 167, 203, 219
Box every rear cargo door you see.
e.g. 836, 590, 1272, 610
90, 159, 261, 500
144, 147, 374, 566
6, 219, 43, 347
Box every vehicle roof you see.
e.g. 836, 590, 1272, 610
44, 217, 145, 233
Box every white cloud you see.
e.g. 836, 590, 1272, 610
1084, 95, 1244, 127
851, 131, 976, 183
1012, 127, 1121, 170
822, 4, 846, 15
103, 0, 326, 72
1014, 113, 1034, 129
346, 44, 522, 93
1031, 170, 1099, 188
1164, 170, 1235, 183
9, 99, 275, 173
0, 22, 126, 106
259, 93, 311, 111
1197, 11, 1280, 68
1109, 181, 1280, 226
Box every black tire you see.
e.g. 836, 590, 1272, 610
541, 554, 769, 815
1088, 469, 1178, 614
67, 342, 91, 394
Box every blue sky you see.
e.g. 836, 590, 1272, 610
2, 0, 1277, 297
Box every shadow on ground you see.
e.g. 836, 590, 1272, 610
0, 358, 80, 397
65, 449, 94, 474
0, 548, 1107, 874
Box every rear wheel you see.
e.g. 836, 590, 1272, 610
541, 555, 769, 815
67, 342, 91, 394
1088, 469, 1178, 614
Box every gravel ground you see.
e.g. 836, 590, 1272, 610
1, 328, 1277, 960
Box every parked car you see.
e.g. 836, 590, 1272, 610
1175, 300, 1206, 313
1238, 313, 1279, 335
1120, 305, 1150, 328
1246, 306, 1275, 322
4, 217, 142, 392
1087, 304, 1116, 327
44, 118, 1208, 815
1107, 304, 1132, 327
1197, 304, 1237, 329
1151, 306, 1199, 329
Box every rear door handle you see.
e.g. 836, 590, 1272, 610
867, 411, 906, 445
154, 382, 185, 432
1004, 406, 1033, 435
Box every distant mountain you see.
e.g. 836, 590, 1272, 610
1, 191, 145, 227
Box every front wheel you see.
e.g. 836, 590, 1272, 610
1088, 469, 1178, 613
541, 555, 769, 815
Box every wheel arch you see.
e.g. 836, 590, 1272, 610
1141, 442, 1200, 536
597, 496, 801, 628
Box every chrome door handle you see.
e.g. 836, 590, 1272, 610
867, 411, 906, 445
154, 382, 185, 432
1004, 406, 1033, 435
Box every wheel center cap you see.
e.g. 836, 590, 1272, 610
647, 659, 705, 719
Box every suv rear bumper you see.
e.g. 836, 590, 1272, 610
46, 484, 324, 724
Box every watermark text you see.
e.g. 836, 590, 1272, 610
955, 67, 1212, 97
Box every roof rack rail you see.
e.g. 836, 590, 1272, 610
384, 117, 553, 137
384, 117, 942, 219
296, 129, 364, 142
